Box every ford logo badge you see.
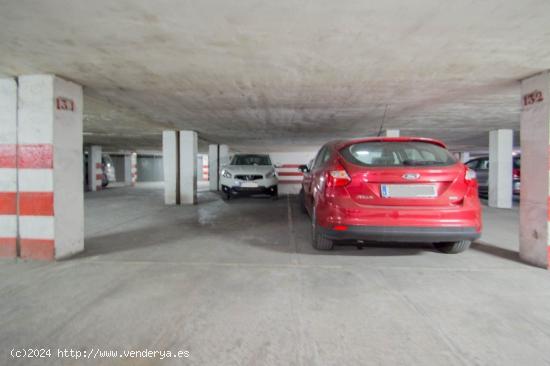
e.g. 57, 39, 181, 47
403, 173, 420, 180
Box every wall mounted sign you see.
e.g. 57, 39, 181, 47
56, 97, 75, 111
522, 90, 544, 107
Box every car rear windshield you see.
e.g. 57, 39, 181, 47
340, 141, 456, 167
231, 154, 272, 166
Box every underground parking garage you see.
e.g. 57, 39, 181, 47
1, 1, 550, 365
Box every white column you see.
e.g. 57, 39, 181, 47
179, 131, 197, 204
17, 74, 84, 260
385, 129, 400, 137
461, 152, 471, 163
519, 71, 550, 268
163, 131, 178, 204
163, 131, 197, 205
88, 145, 102, 191
196, 155, 204, 181
218, 144, 230, 190
124, 152, 137, 186
0, 78, 17, 258
208, 144, 219, 191
488, 129, 513, 208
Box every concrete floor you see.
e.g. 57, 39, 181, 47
1, 183, 549, 365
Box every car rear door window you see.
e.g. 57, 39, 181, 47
478, 159, 489, 170
340, 141, 456, 167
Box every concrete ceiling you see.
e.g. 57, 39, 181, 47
1, 0, 549, 152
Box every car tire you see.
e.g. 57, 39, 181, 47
311, 206, 333, 250
433, 240, 471, 254
299, 188, 308, 214
271, 186, 278, 200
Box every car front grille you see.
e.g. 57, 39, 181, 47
235, 174, 263, 181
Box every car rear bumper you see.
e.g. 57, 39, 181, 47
318, 225, 480, 243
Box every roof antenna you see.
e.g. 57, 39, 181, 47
376, 104, 389, 137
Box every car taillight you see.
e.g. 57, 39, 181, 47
513, 168, 520, 180
327, 162, 351, 187
465, 168, 476, 181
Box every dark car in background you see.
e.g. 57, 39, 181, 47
465, 155, 520, 197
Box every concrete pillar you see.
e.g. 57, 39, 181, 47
179, 131, 197, 204
385, 129, 400, 137
218, 144, 230, 190
519, 71, 550, 268
124, 152, 137, 186
17, 75, 84, 260
0, 78, 18, 258
202, 155, 209, 181
488, 130, 513, 208
88, 145, 102, 191
208, 144, 219, 191
196, 155, 203, 181
163, 131, 197, 205
163, 131, 178, 204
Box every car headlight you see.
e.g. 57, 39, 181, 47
222, 169, 232, 178
265, 170, 276, 179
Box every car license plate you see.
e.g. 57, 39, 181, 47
381, 184, 437, 198
241, 182, 258, 188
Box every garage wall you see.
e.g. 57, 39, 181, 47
270, 151, 317, 194
137, 155, 164, 182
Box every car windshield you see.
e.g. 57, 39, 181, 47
340, 141, 456, 167
231, 154, 272, 166
513, 156, 521, 168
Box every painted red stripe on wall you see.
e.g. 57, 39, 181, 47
0, 237, 17, 258
20, 239, 54, 261
278, 172, 303, 176
95, 162, 102, 169
18, 144, 53, 169
278, 164, 301, 168
0, 192, 17, 215
95, 174, 103, 180
19, 192, 54, 216
0, 144, 16, 168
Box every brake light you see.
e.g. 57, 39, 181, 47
465, 168, 476, 181
513, 168, 520, 180
333, 225, 348, 231
327, 162, 351, 187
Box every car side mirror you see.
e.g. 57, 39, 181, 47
299, 164, 309, 173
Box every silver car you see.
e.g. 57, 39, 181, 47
220, 154, 278, 200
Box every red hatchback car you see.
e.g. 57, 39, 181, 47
299, 137, 482, 253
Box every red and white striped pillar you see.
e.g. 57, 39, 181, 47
0, 78, 18, 258
202, 155, 209, 181
88, 145, 102, 191
519, 71, 550, 269
123, 152, 137, 186
130, 152, 137, 186
16, 75, 84, 260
